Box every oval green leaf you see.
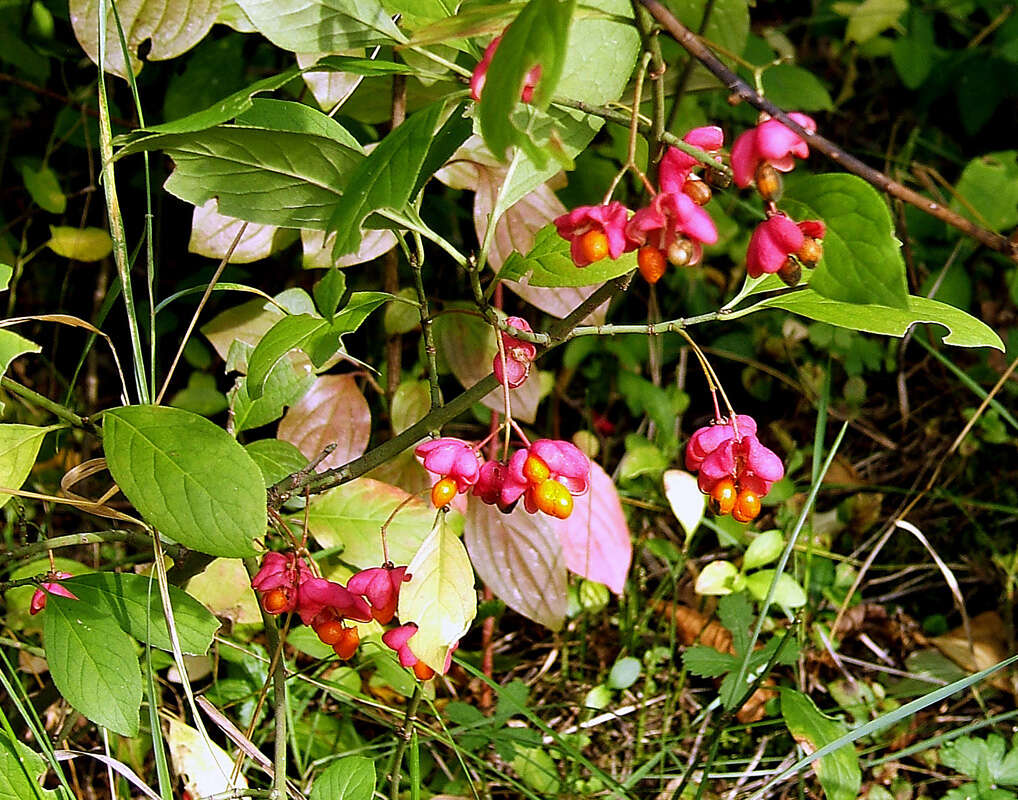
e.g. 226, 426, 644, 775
0, 424, 52, 509
500, 224, 637, 287
104, 405, 265, 557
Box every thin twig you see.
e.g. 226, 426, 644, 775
389, 684, 423, 800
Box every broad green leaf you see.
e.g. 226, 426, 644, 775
62, 572, 221, 655
314, 269, 347, 321
104, 405, 266, 557
407, 3, 518, 45
748, 289, 1004, 351
0, 265, 10, 291
941, 734, 1018, 788
695, 560, 739, 595
44, 594, 142, 737
245, 439, 309, 486
235, 98, 363, 151
0, 424, 51, 509
952, 151, 1018, 232
333, 291, 391, 335
46, 226, 113, 261
834, 0, 906, 44
743, 530, 785, 571
783, 174, 908, 308
718, 591, 753, 657
0, 330, 41, 379
70, 0, 219, 77
307, 478, 435, 567
398, 514, 477, 672
116, 126, 362, 230
170, 372, 229, 417
329, 103, 444, 258
3, 557, 92, 634
20, 163, 65, 214
500, 224, 637, 287
662, 469, 705, 543
479, 0, 577, 160
556, 0, 639, 106
310, 756, 376, 800
746, 570, 807, 609
780, 688, 861, 800
231, 355, 315, 431
0, 734, 58, 800
683, 645, 737, 678
245, 315, 335, 399
464, 502, 568, 631
608, 656, 641, 689
761, 64, 833, 111
511, 746, 560, 794
234, 0, 406, 52
891, 9, 935, 89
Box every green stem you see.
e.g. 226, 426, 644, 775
0, 376, 99, 434
389, 684, 423, 800
0, 529, 184, 567
410, 246, 443, 416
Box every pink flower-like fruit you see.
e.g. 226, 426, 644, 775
746, 215, 826, 279
503, 439, 591, 518
251, 551, 314, 615
415, 438, 481, 492
731, 113, 817, 188
625, 192, 718, 267
494, 316, 538, 389
658, 126, 725, 195
296, 577, 373, 626
29, 572, 78, 615
347, 565, 410, 625
554, 202, 632, 267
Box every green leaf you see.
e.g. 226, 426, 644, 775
749, 289, 1004, 351
46, 226, 113, 261
501, 224, 637, 287
662, 469, 705, 543
236, 99, 364, 152
511, 746, 560, 794
694, 560, 739, 596
942, 735, 1018, 788
245, 439, 309, 487
556, 0, 640, 106
307, 478, 437, 567
169, 372, 229, 417
329, 103, 444, 258
479, 0, 577, 160
761, 64, 833, 111
397, 514, 477, 671
0, 331, 41, 379
743, 530, 785, 571
780, 688, 861, 800
20, 163, 65, 214
245, 315, 335, 400
746, 570, 807, 609
683, 645, 737, 678
0, 734, 57, 800
0, 265, 11, 291
314, 269, 347, 321
891, 9, 935, 89
234, 0, 406, 52
104, 405, 266, 558
951, 151, 1018, 232
783, 174, 908, 308
116, 126, 362, 230
62, 572, 221, 655
668, 0, 749, 67
232, 356, 315, 432
310, 755, 376, 800
43, 594, 143, 737
607, 656, 641, 689
718, 591, 753, 657
0, 424, 51, 509
834, 0, 907, 45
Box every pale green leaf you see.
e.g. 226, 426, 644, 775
390, 380, 431, 434
307, 478, 436, 567
398, 515, 477, 672
0, 331, 41, 379
556, 0, 640, 106
46, 226, 113, 261
234, 0, 406, 52
231, 355, 315, 431
2, 557, 92, 635
0, 424, 51, 509
62, 572, 221, 655
607, 656, 641, 689
170, 372, 229, 417
167, 718, 248, 796
746, 570, 807, 609
43, 594, 142, 737
0, 265, 10, 291
511, 746, 560, 794
951, 151, 1018, 233
245, 439, 309, 487
0, 734, 57, 800
761, 64, 833, 111
310, 756, 375, 800
667, 0, 749, 65
20, 163, 65, 214
245, 315, 334, 400
70, 0, 219, 77
104, 405, 266, 557
185, 558, 262, 624
834, 0, 907, 44
662, 469, 704, 542
501, 224, 637, 287
783, 174, 908, 308
749, 289, 1004, 351
780, 688, 861, 800
695, 560, 739, 595
743, 530, 785, 571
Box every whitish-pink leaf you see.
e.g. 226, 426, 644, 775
555, 462, 631, 594
277, 374, 369, 470
464, 502, 567, 631
432, 312, 540, 423
296, 52, 364, 111
189, 199, 280, 263
301, 227, 396, 268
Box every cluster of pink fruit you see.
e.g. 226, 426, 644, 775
251, 553, 440, 680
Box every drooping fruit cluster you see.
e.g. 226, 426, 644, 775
415, 436, 590, 520
553, 126, 723, 283
250, 553, 444, 678
685, 415, 784, 523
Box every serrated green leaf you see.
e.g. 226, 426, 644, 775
43, 594, 142, 736
781, 688, 861, 800
683, 645, 738, 678
718, 592, 753, 657
479, 0, 576, 161
236, 0, 406, 52
0, 424, 51, 509
310, 755, 375, 800
245, 439, 309, 487
0, 733, 57, 800
62, 572, 220, 655
20, 163, 65, 214
501, 224, 637, 287
783, 174, 908, 308
952, 151, 1018, 233
104, 405, 265, 558
749, 288, 1004, 351
116, 126, 362, 230
329, 103, 444, 258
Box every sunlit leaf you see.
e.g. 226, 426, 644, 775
20, 162, 65, 214
185, 558, 262, 624
245, 438, 309, 487
234, 0, 406, 52
309, 755, 375, 800
46, 226, 113, 261
0, 425, 52, 509
277, 374, 370, 471
501, 225, 637, 287
0, 734, 58, 800
663, 469, 705, 543
188, 199, 289, 263
167, 718, 247, 797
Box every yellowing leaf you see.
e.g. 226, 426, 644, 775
186, 558, 262, 625
46, 226, 113, 261
398, 515, 476, 672
0, 424, 53, 508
